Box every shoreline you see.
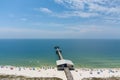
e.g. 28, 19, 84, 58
0, 65, 120, 80
1, 63, 120, 68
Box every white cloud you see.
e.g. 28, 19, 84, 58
64, 25, 120, 39
66, 26, 104, 33
55, 0, 120, 12
31, 22, 64, 26
0, 25, 120, 39
55, 0, 85, 10
0, 27, 76, 38
53, 11, 98, 18
54, 0, 120, 18
35, 7, 52, 14
103, 17, 120, 24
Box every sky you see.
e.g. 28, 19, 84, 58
0, 0, 120, 39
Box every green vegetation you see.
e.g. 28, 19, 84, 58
0, 75, 62, 80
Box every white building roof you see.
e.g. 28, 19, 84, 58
56, 59, 74, 66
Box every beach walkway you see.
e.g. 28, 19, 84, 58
64, 67, 74, 80
54, 46, 74, 80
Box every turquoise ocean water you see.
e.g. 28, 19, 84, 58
0, 39, 120, 68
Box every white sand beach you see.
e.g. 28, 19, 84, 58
72, 68, 120, 80
0, 66, 67, 80
0, 66, 120, 80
